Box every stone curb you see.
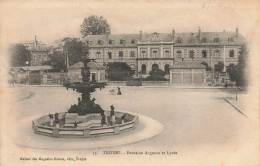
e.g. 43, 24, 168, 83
223, 97, 247, 117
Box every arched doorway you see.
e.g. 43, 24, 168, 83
152, 64, 159, 70
141, 64, 146, 74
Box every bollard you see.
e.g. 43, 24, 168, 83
114, 125, 120, 134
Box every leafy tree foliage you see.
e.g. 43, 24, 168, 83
214, 61, 224, 72
43, 49, 66, 71
9, 44, 31, 67
201, 62, 212, 71
80, 15, 111, 37
107, 62, 132, 81
226, 45, 248, 87
147, 68, 166, 81
62, 37, 88, 66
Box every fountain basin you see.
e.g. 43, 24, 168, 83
32, 111, 139, 138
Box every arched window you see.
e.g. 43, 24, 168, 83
202, 50, 207, 58
152, 64, 159, 70
214, 50, 220, 57
108, 52, 112, 59
96, 51, 101, 59
177, 50, 182, 58
164, 64, 170, 75
141, 64, 146, 74
229, 49, 234, 57
119, 51, 123, 58
189, 50, 195, 59
130, 51, 135, 58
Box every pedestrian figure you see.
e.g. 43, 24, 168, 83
110, 105, 116, 125
121, 114, 126, 124
101, 113, 106, 126
48, 113, 54, 126
117, 87, 122, 95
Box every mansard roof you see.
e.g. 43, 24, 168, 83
84, 31, 245, 47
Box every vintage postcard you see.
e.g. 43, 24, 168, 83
0, 0, 259, 165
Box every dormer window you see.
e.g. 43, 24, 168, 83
109, 40, 113, 45
228, 38, 234, 42
213, 38, 219, 43
98, 40, 102, 45
176, 38, 182, 44
201, 37, 207, 43
131, 39, 136, 44
120, 39, 124, 44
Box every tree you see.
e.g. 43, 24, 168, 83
62, 37, 88, 66
147, 68, 166, 81
80, 15, 111, 37
44, 50, 66, 71
226, 44, 248, 87
107, 62, 132, 81
9, 44, 31, 67
214, 61, 224, 72
201, 62, 211, 71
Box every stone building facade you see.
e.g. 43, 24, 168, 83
84, 27, 245, 77
20, 36, 49, 66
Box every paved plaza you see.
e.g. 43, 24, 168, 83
3, 86, 259, 166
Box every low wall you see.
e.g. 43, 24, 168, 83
32, 111, 138, 138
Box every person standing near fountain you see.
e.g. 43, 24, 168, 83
117, 87, 122, 95
110, 105, 116, 125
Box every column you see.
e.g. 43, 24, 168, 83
160, 45, 163, 58
171, 45, 174, 58
147, 46, 150, 58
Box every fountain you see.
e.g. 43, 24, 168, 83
32, 51, 138, 138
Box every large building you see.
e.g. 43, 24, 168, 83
84, 27, 246, 77
20, 36, 49, 66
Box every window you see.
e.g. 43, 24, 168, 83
120, 39, 124, 44
119, 51, 123, 58
152, 64, 159, 70
108, 52, 112, 59
189, 38, 195, 43
98, 40, 102, 45
39, 55, 42, 59
201, 37, 207, 43
141, 64, 146, 74
202, 50, 207, 58
130, 51, 135, 58
131, 40, 135, 44
176, 38, 182, 44
214, 50, 220, 57
164, 50, 170, 58
229, 49, 234, 57
141, 50, 146, 58
213, 38, 219, 43
96, 51, 101, 59
152, 50, 158, 58
109, 40, 113, 44
177, 50, 182, 58
89, 41, 92, 46
164, 64, 170, 75
189, 50, 195, 59
228, 38, 234, 42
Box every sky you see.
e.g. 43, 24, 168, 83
0, 0, 259, 46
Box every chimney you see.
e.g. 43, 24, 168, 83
34, 35, 38, 49
236, 26, 239, 37
139, 31, 142, 41
198, 26, 201, 41
172, 29, 175, 40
